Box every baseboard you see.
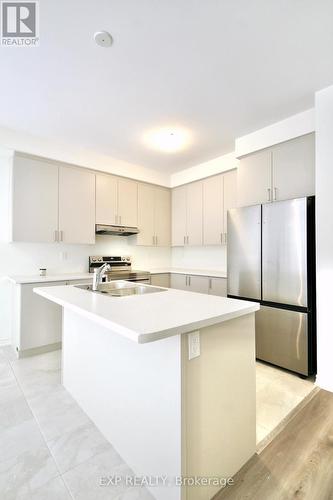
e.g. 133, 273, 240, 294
17, 342, 62, 359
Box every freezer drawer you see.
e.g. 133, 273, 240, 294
227, 204, 261, 300
262, 198, 307, 307
256, 305, 308, 375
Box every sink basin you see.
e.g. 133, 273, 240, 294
75, 280, 167, 297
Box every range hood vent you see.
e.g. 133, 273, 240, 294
95, 224, 139, 236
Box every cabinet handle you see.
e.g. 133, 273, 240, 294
59, 230, 63, 242
209, 278, 212, 289
224, 233, 227, 245
267, 188, 271, 202
273, 187, 278, 201
119, 215, 122, 225
185, 276, 188, 286
188, 276, 191, 286
187, 236, 189, 245
155, 235, 158, 246
54, 230, 58, 242
220, 233, 223, 244
184, 236, 186, 245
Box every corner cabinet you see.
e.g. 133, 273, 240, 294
237, 133, 315, 207
11, 155, 95, 244
172, 181, 203, 246
137, 184, 171, 246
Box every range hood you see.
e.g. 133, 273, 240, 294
95, 224, 139, 236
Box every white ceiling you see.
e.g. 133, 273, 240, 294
1, 0, 333, 173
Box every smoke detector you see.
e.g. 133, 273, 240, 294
94, 31, 113, 48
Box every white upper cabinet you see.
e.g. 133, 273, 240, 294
58, 167, 95, 244
96, 175, 138, 227
172, 185, 187, 246
154, 187, 171, 246
172, 181, 203, 246
11, 155, 59, 243
96, 174, 118, 225
237, 149, 272, 207
186, 181, 203, 246
272, 134, 315, 201
137, 183, 155, 246
237, 133, 315, 207
137, 184, 171, 246
203, 170, 237, 246
203, 175, 223, 245
117, 178, 138, 227
223, 170, 237, 236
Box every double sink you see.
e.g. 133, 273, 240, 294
75, 280, 166, 297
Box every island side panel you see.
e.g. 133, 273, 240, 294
181, 313, 256, 500
62, 308, 182, 500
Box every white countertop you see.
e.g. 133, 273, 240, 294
149, 268, 227, 278
34, 283, 258, 344
7, 273, 93, 284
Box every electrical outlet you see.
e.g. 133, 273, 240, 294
188, 331, 200, 360
60, 251, 67, 261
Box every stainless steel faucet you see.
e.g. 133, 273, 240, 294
92, 263, 111, 291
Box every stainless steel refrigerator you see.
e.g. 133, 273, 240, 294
227, 196, 316, 376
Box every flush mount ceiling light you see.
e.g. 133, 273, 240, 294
144, 127, 191, 153
94, 31, 113, 48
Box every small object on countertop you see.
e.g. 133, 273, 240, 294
39, 268, 47, 277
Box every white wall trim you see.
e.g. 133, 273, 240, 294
0, 126, 170, 187
235, 108, 315, 158
170, 152, 238, 187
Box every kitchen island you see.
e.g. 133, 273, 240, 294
34, 283, 259, 500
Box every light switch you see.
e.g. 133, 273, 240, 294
188, 331, 200, 360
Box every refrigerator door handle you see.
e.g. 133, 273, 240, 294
273, 187, 278, 201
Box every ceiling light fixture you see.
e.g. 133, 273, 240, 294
144, 127, 191, 153
94, 31, 113, 48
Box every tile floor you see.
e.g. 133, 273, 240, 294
0, 346, 315, 499
256, 360, 314, 443
0, 346, 153, 500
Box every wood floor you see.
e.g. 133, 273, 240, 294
216, 389, 333, 500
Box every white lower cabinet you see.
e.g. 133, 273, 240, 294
169, 273, 227, 296
11, 278, 92, 356
208, 277, 228, 297
150, 274, 170, 288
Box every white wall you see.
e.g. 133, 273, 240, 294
315, 85, 333, 392
0, 126, 170, 187
0, 237, 171, 343
235, 108, 315, 158
170, 152, 238, 187
172, 246, 226, 272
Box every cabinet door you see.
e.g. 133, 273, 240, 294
137, 183, 155, 245
223, 170, 237, 240
237, 149, 272, 207
117, 178, 138, 227
187, 275, 209, 294
96, 174, 118, 225
208, 278, 227, 297
12, 155, 59, 243
272, 134, 315, 201
187, 181, 203, 246
59, 167, 95, 244
19, 282, 66, 351
203, 175, 223, 245
172, 185, 187, 246
154, 187, 171, 246
150, 274, 170, 288
170, 273, 187, 290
